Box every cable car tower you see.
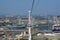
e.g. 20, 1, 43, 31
28, 0, 35, 40
28, 10, 32, 40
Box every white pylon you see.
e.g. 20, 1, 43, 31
28, 10, 31, 24
28, 10, 32, 40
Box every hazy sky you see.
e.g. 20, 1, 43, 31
0, 0, 60, 16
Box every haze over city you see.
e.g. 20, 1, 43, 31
1, 0, 60, 40
0, 0, 60, 16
